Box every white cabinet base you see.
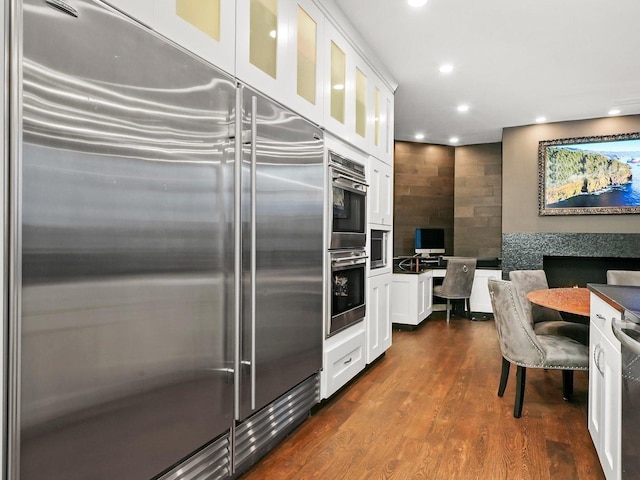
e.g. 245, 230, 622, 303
391, 272, 433, 326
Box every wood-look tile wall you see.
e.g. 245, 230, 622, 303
393, 141, 503, 259
393, 142, 454, 256
454, 143, 502, 259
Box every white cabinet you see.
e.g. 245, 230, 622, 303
391, 272, 433, 326
367, 273, 392, 363
589, 293, 621, 480
153, 0, 236, 75
368, 156, 393, 227
469, 269, 501, 313
103, 0, 155, 26
321, 326, 366, 399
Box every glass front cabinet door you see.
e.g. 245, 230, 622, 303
153, 0, 236, 76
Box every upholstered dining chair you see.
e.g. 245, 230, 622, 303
509, 270, 589, 346
607, 270, 640, 286
433, 257, 476, 323
487, 278, 589, 418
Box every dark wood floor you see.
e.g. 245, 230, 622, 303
239, 312, 604, 480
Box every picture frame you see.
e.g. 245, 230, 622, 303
538, 131, 640, 215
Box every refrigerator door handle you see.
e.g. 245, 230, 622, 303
250, 95, 258, 411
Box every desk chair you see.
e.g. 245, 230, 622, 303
509, 270, 589, 346
433, 257, 476, 322
607, 270, 640, 286
488, 279, 589, 418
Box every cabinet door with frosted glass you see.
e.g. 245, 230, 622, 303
284, 0, 324, 125
370, 80, 394, 164
154, 0, 236, 76
236, 0, 289, 105
323, 21, 355, 143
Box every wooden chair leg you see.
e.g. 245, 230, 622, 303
498, 357, 510, 397
514, 366, 526, 418
562, 370, 574, 401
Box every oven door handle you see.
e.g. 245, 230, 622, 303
333, 174, 368, 193
612, 318, 640, 356
331, 257, 368, 269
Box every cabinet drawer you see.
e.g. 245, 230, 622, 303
323, 329, 366, 398
591, 293, 622, 351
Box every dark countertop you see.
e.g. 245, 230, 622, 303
587, 283, 640, 318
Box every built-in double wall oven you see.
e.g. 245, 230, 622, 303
328, 151, 367, 337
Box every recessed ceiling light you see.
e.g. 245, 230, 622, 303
269, 30, 277, 39
439, 64, 454, 74
408, 0, 428, 7
333, 84, 344, 91
449, 137, 459, 144
535, 116, 547, 123
608, 108, 621, 115
415, 133, 425, 140
457, 104, 469, 113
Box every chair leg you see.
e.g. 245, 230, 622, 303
562, 370, 574, 401
446, 299, 450, 323
514, 366, 526, 418
498, 357, 510, 397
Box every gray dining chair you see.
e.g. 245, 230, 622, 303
607, 270, 640, 286
433, 257, 476, 322
487, 278, 589, 418
509, 270, 589, 346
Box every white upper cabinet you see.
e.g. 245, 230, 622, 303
153, 0, 236, 75
236, 0, 290, 105
370, 81, 394, 165
368, 155, 393, 227
283, 0, 325, 125
103, 1, 155, 26
323, 22, 356, 143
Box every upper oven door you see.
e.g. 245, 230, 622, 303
330, 170, 367, 249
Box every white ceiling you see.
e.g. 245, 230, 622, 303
336, 0, 640, 146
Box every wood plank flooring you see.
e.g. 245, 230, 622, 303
239, 313, 605, 480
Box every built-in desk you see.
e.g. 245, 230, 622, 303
391, 268, 501, 325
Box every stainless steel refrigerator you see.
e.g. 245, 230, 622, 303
9, 0, 323, 478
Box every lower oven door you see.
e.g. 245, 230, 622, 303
329, 250, 367, 337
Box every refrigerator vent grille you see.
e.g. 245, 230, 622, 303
234, 374, 320, 469
158, 433, 231, 480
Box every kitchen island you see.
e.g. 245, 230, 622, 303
587, 283, 640, 480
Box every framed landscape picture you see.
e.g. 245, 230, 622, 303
538, 132, 640, 215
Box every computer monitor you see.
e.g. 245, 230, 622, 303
414, 228, 445, 256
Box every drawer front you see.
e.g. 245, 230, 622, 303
590, 293, 622, 351
324, 329, 366, 397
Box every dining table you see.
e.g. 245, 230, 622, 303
526, 287, 591, 317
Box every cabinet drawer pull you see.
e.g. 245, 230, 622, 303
596, 313, 606, 321
344, 357, 353, 365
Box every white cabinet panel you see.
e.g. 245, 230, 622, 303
469, 270, 501, 313
589, 294, 622, 480
368, 156, 393, 227
153, 0, 236, 75
390, 272, 433, 326
367, 273, 392, 363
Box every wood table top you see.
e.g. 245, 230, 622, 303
526, 287, 591, 317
